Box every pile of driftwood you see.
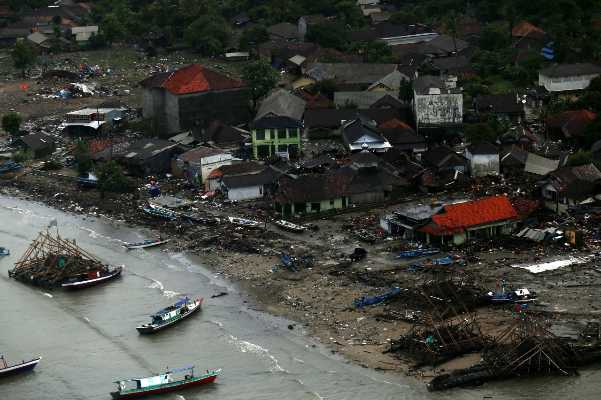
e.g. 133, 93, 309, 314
9, 230, 109, 288
428, 314, 601, 391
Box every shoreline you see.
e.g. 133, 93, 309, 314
3, 172, 601, 387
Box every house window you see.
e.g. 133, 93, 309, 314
288, 129, 298, 138
277, 144, 288, 152
311, 202, 321, 212
255, 130, 265, 140
257, 145, 270, 158
330, 200, 335, 206
278, 129, 287, 139
288, 144, 299, 159
294, 202, 305, 213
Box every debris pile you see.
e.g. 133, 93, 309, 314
8, 230, 111, 288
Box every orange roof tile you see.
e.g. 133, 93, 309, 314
512, 21, 545, 38
378, 118, 412, 130
419, 196, 518, 235
160, 64, 245, 95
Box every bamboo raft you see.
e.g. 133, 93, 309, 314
8, 230, 113, 288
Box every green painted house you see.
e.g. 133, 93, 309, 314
275, 170, 353, 217
252, 89, 306, 159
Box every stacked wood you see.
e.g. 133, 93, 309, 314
9, 230, 109, 288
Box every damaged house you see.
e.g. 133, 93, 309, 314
114, 139, 179, 176
413, 76, 463, 132
464, 142, 500, 177
140, 64, 250, 136
251, 89, 306, 159
540, 163, 601, 213
341, 116, 392, 153
174, 146, 237, 186
417, 195, 519, 245
275, 151, 407, 217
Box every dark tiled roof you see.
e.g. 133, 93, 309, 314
468, 142, 498, 155
222, 167, 279, 188
267, 22, 298, 40
304, 108, 400, 129
305, 63, 397, 85
342, 118, 386, 143
19, 133, 56, 151
203, 121, 246, 145
539, 63, 601, 78
219, 161, 264, 176
349, 23, 434, 42
413, 75, 460, 94
119, 139, 177, 162
475, 94, 523, 115
276, 170, 354, 203
179, 146, 227, 162
423, 145, 467, 168
255, 89, 306, 123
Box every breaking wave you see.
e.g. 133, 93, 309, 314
147, 279, 180, 298
228, 335, 288, 373
79, 226, 126, 244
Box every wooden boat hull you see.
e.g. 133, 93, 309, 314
61, 267, 122, 290
125, 240, 169, 250
136, 301, 202, 334
0, 357, 41, 377
110, 373, 217, 399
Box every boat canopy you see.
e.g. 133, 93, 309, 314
151, 297, 191, 317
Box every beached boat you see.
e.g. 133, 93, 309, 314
484, 288, 537, 304
124, 238, 169, 250
0, 247, 9, 256
274, 219, 307, 233
228, 216, 261, 228
111, 366, 220, 399
0, 356, 41, 377
396, 248, 440, 258
142, 204, 178, 221
61, 266, 122, 289
136, 297, 203, 334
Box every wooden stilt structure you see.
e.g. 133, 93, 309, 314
9, 229, 110, 287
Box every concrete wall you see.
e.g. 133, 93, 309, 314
466, 151, 500, 177
414, 93, 463, 127
539, 73, 601, 92
227, 185, 263, 201
252, 127, 302, 159
165, 91, 181, 134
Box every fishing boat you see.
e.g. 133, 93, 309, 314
124, 238, 170, 250
228, 216, 261, 229
0, 247, 9, 256
136, 297, 202, 334
485, 288, 537, 304
142, 204, 179, 221
111, 366, 220, 399
396, 248, 440, 258
430, 255, 454, 266
61, 266, 122, 289
274, 219, 307, 233
0, 355, 41, 377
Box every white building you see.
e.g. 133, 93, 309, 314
538, 63, 601, 92
413, 76, 463, 130
70, 26, 99, 42
464, 143, 500, 177
175, 146, 237, 185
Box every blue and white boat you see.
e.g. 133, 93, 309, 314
0, 356, 41, 377
0, 247, 9, 257
397, 248, 440, 258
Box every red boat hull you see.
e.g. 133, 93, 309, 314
112, 375, 217, 399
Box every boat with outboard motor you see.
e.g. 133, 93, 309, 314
136, 297, 202, 334
0, 355, 41, 377
111, 365, 220, 399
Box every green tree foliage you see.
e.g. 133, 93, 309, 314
399, 79, 413, 102
479, 22, 511, 51
12, 150, 32, 163
313, 79, 338, 99
583, 119, 601, 149
74, 140, 93, 175
362, 41, 393, 63
242, 61, 278, 108
306, 23, 348, 50
567, 150, 593, 166
185, 15, 231, 56
464, 122, 499, 144
1, 112, 22, 136
11, 41, 37, 77
239, 25, 269, 50
97, 161, 129, 195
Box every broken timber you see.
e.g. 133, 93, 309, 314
8, 230, 111, 288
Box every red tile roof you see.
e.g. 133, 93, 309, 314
547, 110, 597, 138
419, 196, 518, 235
142, 64, 245, 95
512, 21, 545, 38
378, 118, 412, 130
